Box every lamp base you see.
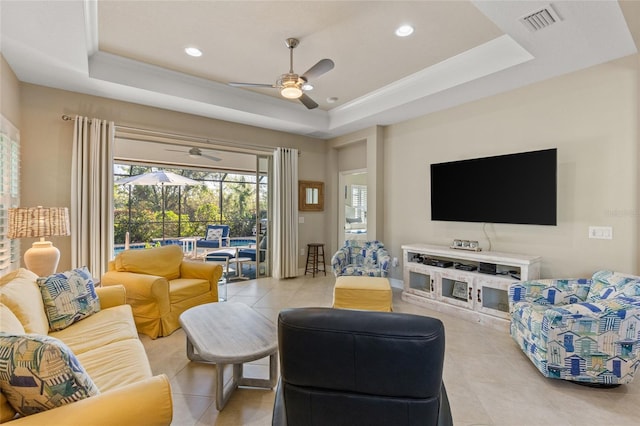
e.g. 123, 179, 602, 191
24, 240, 60, 277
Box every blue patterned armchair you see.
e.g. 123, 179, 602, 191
331, 240, 391, 277
509, 270, 640, 385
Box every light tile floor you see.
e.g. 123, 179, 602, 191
142, 275, 640, 426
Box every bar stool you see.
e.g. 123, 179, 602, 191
305, 243, 326, 277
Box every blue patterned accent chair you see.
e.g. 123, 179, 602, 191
196, 224, 231, 251
331, 240, 391, 277
509, 270, 640, 385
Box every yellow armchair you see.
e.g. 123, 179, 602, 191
101, 245, 222, 339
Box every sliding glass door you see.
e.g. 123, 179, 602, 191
254, 155, 271, 277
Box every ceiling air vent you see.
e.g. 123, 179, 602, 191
520, 5, 561, 32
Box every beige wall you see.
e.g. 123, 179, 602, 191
337, 141, 366, 172
637, 53, 640, 275
296, 138, 330, 269
18, 83, 327, 271
11, 52, 640, 280
1, 55, 20, 126
383, 54, 639, 279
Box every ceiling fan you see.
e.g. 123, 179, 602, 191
228, 38, 334, 109
165, 147, 221, 162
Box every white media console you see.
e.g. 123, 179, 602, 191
401, 243, 541, 331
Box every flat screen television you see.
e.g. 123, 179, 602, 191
430, 148, 557, 226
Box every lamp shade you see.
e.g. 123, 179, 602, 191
7, 207, 70, 277
8, 206, 70, 239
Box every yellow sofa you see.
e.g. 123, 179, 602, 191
101, 244, 223, 339
0, 268, 172, 425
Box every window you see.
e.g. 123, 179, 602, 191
351, 184, 367, 222
113, 164, 268, 244
0, 115, 20, 275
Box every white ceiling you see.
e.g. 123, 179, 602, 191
1, 1, 637, 139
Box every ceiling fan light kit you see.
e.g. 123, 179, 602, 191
279, 74, 303, 99
281, 83, 302, 99
228, 37, 334, 109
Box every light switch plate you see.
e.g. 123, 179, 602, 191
588, 226, 613, 240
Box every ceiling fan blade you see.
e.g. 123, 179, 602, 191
228, 82, 276, 88
201, 153, 222, 162
301, 59, 334, 81
299, 94, 319, 110
165, 149, 185, 153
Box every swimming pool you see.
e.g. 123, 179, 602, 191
230, 238, 256, 247
113, 237, 257, 256
113, 243, 148, 255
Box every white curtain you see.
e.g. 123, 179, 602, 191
272, 147, 298, 279
71, 117, 114, 276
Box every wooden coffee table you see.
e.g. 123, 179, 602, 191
179, 302, 278, 410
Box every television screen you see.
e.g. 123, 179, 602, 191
430, 148, 557, 226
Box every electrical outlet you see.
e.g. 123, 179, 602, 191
588, 226, 613, 240
392, 257, 399, 267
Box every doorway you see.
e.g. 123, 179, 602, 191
112, 134, 273, 278
338, 169, 367, 245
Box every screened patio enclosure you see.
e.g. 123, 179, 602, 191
114, 164, 268, 245
113, 163, 270, 277
112, 127, 272, 278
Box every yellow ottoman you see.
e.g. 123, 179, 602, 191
333, 276, 393, 312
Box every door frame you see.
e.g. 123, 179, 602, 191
338, 168, 367, 246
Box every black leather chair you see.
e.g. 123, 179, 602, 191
272, 308, 453, 426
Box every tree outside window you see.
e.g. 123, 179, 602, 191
113, 164, 267, 244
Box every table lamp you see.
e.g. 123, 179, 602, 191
8, 206, 70, 277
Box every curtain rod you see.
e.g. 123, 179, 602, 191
62, 114, 90, 123
61, 114, 274, 154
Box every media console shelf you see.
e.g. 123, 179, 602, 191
402, 243, 541, 331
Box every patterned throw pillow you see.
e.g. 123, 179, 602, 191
0, 333, 99, 416
37, 267, 101, 332
206, 228, 223, 241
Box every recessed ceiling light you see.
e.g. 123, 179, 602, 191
395, 24, 414, 37
302, 83, 314, 91
184, 47, 202, 57
327, 97, 338, 103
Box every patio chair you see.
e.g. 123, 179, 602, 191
238, 234, 267, 263
195, 224, 231, 253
